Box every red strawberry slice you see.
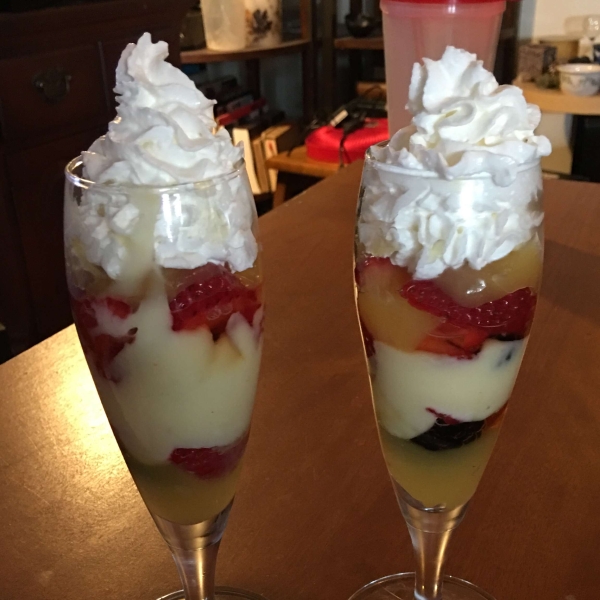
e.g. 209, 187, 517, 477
72, 298, 99, 331
91, 329, 137, 381
169, 432, 249, 479
426, 405, 508, 430
426, 409, 461, 425
401, 281, 536, 338
417, 322, 488, 359
72, 295, 133, 328
71, 295, 136, 381
169, 268, 261, 338
104, 297, 133, 319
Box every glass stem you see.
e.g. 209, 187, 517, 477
407, 522, 452, 600
170, 542, 220, 600
396, 486, 468, 600
152, 503, 233, 600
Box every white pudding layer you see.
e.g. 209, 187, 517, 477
93, 291, 262, 465
372, 338, 526, 440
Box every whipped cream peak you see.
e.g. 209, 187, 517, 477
358, 163, 543, 280
376, 46, 551, 187
83, 33, 242, 186
71, 34, 257, 279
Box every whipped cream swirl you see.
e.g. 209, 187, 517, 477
71, 34, 256, 279
358, 163, 543, 280
358, 47, 548, 280
374, 46, 551, 187
83, 33, 242, 184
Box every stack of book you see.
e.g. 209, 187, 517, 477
195, 75, 301, 195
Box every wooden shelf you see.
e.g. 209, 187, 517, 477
181, 38, 310, 64
356, 80, 387, 99
334, 36, 383, 51
265, 146, 340, 179
516, 82, 600, 116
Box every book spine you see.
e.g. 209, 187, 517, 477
264, 138, 279, 192
217, 98, 267, 128
232, 130, 261, 196
252, 137, 270, 194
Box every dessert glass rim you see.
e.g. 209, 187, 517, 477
366, 141, 540, 180
65, 156, 246, 192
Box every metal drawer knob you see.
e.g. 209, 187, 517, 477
32, 67, 72, 104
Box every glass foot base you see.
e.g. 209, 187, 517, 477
157, 587, 268, 600
349, 573, 495, 600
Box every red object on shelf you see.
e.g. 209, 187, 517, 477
305, 118, 389, 164
216, 98, 267, 127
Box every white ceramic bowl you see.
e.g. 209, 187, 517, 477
557, 63, 600, 96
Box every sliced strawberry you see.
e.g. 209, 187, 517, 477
426, 409, 462, 425
71, 297, 99, 331
72, 295, 133, 325
71, 295, 137, 381
169, 432, 249, 479
169, 266, 261, 338
401, 281, 536, 338
417, 322, 488, 359
105, 297, 133, 319
92, 328, 137, 381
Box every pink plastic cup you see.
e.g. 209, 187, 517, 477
381, 0, 507, 134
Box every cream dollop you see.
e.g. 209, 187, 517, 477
72, 34, 257, 279
83, 32, 242, 184
374, 46, 551, 187
358, 46, 548, 280
358, 162, 543, 280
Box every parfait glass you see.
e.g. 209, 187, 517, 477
64, 157, 265, 600
352, 147, 544, 600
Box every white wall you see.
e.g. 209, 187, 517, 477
517, 0, 600, 174
519, 0, 600, 39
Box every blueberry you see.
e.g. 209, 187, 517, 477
492, 333, 522, 342
411, 419, 484, 451
492, 340, 522, 368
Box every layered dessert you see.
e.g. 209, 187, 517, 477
65, 34, 262, 525
355, 47, 551, 510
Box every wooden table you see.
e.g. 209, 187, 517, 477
1, 164, 599, 600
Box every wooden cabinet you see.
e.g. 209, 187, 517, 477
0, 0, 190, 354
6, 131, 104, 341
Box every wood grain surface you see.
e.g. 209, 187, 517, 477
0, 163, 598, 600
517, 82, 600, 116
264, 145, 340, 179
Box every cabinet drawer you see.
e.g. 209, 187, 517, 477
0, 45, 108, 142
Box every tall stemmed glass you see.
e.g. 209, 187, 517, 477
65, 158, 265, 600
352, 147, 544, 600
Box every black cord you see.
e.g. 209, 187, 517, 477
339, 132, 350, 168
286, 117, 324, 156
338, 111, 368, 167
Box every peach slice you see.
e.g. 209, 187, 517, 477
436, 237, 543, 308
356, 258, 441, 352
